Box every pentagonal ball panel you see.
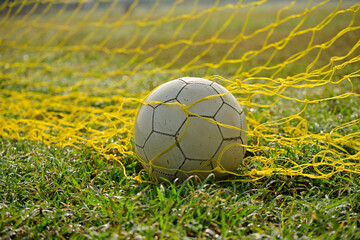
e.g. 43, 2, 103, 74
134, 105, 154, 148
178, 116, 222, 160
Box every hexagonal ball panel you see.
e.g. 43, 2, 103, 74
134, 105, 154, 148
153, 100, 186, 135
178, 116, 222, 160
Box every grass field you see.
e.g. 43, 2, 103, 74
1, 0, 360, 239
1, 139, 360, 239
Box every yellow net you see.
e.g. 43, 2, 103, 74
1, 0, 360, 182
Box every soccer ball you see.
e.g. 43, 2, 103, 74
133, 77, 247, 181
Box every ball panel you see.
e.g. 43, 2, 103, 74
178, 117, 222, 160
223, 98, 243, 115
134, 105, 154, 148
144, 132, 175, 162
181, 77, 212, 85
240, 115, 248, 147
177, 159, 213, 180
214, 103, 242, 139
222, 94, 243, 116
210, 81, 229, 94
145, 79, 186, 107
214, 139, 245, 174
152, 168, 176, 181
211, 82, 244, 114
153, 100, 186, 135
177, 84, 223, 116
150, 145, 186, 180
188, 96, 223, 117
134, 145, 148, 164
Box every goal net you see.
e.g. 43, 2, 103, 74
1, 0, 359, 181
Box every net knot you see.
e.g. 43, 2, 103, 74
325, 134, 331, 142
250, 169, 258, 176
236, 80, 242, 88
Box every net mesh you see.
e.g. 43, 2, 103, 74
1, 0, 359, 182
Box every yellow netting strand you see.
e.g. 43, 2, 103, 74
1, 0, 360, 182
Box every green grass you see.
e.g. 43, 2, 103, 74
1, 139, 360, 239
1, 1, 360, 239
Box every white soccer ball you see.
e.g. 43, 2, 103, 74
133, 77, 248, 181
